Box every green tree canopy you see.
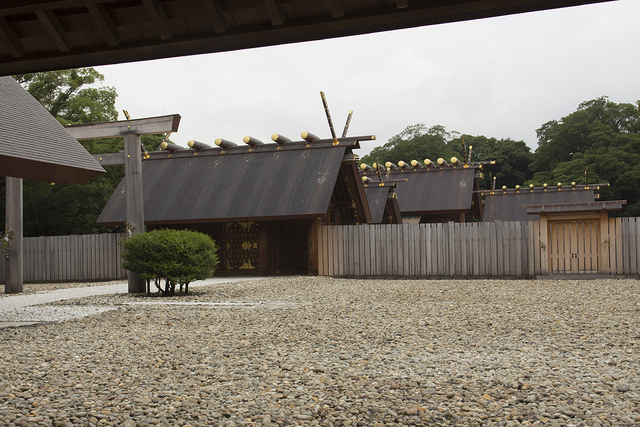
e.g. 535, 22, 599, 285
13, 68, 118, 124
362, 125, 533, 190
362, 124, 459, 166
528, 97, 640, 216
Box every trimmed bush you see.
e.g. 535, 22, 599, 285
121, 228, 219, 296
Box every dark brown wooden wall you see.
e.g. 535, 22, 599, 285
148, 219, 314, 276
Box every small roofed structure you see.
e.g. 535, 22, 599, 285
361, 177, 403, 224
480, 183, 608, 222
1, 76, 105, 294
359, 157, 486, 223
524, 199, 625, 276
0, 76, 105, 183
99, 133, 375, 276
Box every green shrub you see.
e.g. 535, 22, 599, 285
120, 229, 219, 296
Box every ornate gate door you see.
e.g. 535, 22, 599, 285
224, 222, 259, 271
548, 219, 600, 274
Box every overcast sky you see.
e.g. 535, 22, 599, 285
95, 0, 640, 158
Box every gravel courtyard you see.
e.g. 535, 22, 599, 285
0, 276, 639, 426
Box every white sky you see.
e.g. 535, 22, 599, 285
95, 0, 640, 157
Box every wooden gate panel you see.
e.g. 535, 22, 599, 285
548, 219, 599, 274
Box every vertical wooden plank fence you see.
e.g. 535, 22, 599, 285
1, 220, 638, 283
318, 219, 640, 277
0, 233, 127, 283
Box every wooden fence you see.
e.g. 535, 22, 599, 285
1, 219, 639, 283
317, 218, 640, 277
0, 233, 127, 283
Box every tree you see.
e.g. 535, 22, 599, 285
361, 124, 460, 166
528, 97, 640, 216
121, 229, 219, 296
13, 68, 117, 124
362, 125, 533, 190
448, 136, 533, 189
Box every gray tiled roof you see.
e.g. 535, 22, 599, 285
0, 76, 105, 183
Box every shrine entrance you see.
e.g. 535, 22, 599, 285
524, 200, 626, 276
548, 218, 600, 274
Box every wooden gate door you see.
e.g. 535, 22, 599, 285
548, 219, 600, 274
224, 222, 260, 272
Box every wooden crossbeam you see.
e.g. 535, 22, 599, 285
396, 0, 410, 8
87, 3, 121, 47
35, 9, 71, 52
141, 0, 173, 40
263, 0, 285, 26
200, 0, 227, 33
66, 114, 181, 140
92, 151, 126, 166
0, 16, 25, 58
325, 0, 345, 18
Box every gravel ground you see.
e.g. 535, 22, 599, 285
0, 281, 126, 297
0, 276, 639, 426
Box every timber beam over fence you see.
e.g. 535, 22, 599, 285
66, 115, 180, 140
65, 114, 181, 293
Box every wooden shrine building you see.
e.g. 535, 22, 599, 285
0, 76, 105, 293
481, 183, 627, 275
0, 76, 105, 184
480, 183, 606, 222
98, 133, 375, 276
360, 158, 485, 224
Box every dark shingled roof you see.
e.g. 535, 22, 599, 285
361, 165, 481, 216
0, 76, 105, 183
99, 137, 374, 225
482, 185, 602, 221
364, 186, 389, 224
366, 186, 403, 224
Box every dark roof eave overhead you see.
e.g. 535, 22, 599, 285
100, 213, 327, 227
0, 0, 616, 75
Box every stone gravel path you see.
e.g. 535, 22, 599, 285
0, 276, 638, 426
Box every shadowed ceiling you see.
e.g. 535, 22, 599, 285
0, 0, 615, 75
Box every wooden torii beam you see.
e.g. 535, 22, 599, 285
66, 114, 180, 293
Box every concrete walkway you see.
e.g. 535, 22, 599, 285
0, 277, 257, 329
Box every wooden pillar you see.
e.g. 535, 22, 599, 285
123, 133, 146, 293
5, 177, 23, 293
308, 220, 318, 275
600, 211, 610, 274
539, 214, 549, 276
259, 222, 269, 276
66, 114, 180, 293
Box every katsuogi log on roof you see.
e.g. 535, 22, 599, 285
0, 76, 105, 183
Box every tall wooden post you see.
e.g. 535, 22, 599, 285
66, 114, 180, 293
5, 177, 23, 293
123, 133, 146, 293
